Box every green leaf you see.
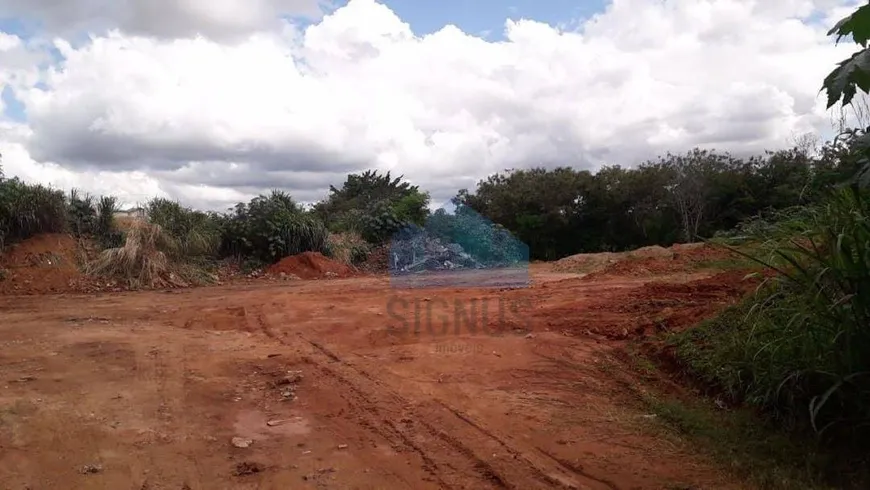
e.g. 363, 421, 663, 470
823, 49, 870, 108
828, 4, 870, 46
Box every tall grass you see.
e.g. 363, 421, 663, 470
146, 198, 220, 258
96, 196, 123, 248
673, 185, 870, 451
67, 189, 92, 234
0, 178, 67, 248
326, 232, 370, 265
219, 191, 330, 262
87, 220, 210, 288
86, 199, 226, 288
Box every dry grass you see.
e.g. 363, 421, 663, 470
87, 221, 199, 289
326, 232, 371, 265
113, 216, 143, 232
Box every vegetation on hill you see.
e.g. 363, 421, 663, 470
660, 5, 870, 488
0, 124, 863, 288
456, 145, 850, 260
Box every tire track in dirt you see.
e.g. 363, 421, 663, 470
536, 448, 619, 490
298, 332, 605, 489
155, 278, 745, 489
249, 306, 463, 487
135, 337, 204, 488
249, 307, 501, 488
431, 400, 619, 490
243, 304, 611, 489
247, 312, 459, 487
174, 340, 206, 489
134, 341, 161, 480
301, 341, 506, 489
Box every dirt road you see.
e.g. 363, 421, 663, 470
0, 265, 752, 489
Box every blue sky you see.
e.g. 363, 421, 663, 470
1, 86, 25, 122
0, 17, 30, 37
347, 0, 608, 37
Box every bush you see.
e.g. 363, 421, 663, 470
67, 190, 124, 247
67, 189, 97, 236
673, 186, 870, 449
218, 191, 329, 262
326, 232, 371, 265
147, 198, 221, 258
712, 206, 807, 245
96, 196, 123, 248
360, 200, 405, 244
0, 177, 67, 248
88, 221, 212, 288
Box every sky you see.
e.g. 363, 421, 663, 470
0, 0, 863, 211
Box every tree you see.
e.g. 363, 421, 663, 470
822, 3, 870, 186
656, 149, 743, 242
822, 3, 870, 109
314, 170, 430, 241
457, 167, 591, 259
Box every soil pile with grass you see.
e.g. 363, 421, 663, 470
88, 221, 208, 289
629, 245, 674, 258
267, 252, 353, 279
580, 243, 739, 280
551, 251, 620, 273
0, 233, 101, 295
585, 256, 685, 278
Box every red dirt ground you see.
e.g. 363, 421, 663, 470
267, 251, 354, 279
0, 255, 757, 489
0, 233, 105, 295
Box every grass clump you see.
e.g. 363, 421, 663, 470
87, 198, 224, 288
219, 191, 330, 262
641, 393, 835, 490
670, 186, 870, 488
87, 220, 210, 289
0, 178, 67, 248
147, 198, 220, 259
326, 232, 371, 265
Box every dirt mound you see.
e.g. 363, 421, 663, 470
358, 244, 389, 273
672, 242, 735, 262
540, 270, 758, 340
551, 251, 620, 273
627, 245, 673, 259
0, 233, 100, 295
583, 243, 737, 280
584, 256, 684, 278
551, 245, 674, 274
267, 252, 353, 279
552, 242, 736, 277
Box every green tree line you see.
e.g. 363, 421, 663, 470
455, 142, 856, 260
1, 135, 862, 265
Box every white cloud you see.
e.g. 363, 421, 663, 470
0, 32, 46, 102
0, 0, 863, 210
0, 0, 327, 40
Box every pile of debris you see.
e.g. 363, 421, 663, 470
389, 234, 482, 273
